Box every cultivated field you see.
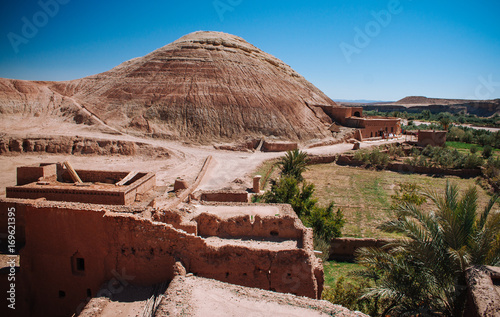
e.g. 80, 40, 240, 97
303, 164, 493, 238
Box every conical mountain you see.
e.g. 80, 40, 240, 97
1, 31, 338, 142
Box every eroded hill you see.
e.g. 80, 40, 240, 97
0, 31, 338, 143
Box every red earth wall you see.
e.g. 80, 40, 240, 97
200, 191, 249, 203
12, 200, 322, 317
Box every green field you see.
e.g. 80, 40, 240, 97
446, 141, 499, 157
302, 164, 492, 238
323, 261, 364, 288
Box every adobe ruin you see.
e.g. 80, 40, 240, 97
0, 162, 323, 317
317, 105, 402, 139
417, 130, 447, 147
6, 163, 156, 206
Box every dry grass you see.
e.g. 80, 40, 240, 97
303, 164, 493, 238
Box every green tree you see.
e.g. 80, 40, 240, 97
277, 149, 309, 181
262, 176, 316, 217
303, 203, 345, 241
440, 117, 451, 131
261, 150, 345, 253
357, 182, 500, 316
483, 145, 493, 159
422, 110, 432, 120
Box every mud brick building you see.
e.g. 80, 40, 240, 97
0, 163, 323, 317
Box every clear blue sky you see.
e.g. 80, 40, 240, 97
1, 0, 499, 101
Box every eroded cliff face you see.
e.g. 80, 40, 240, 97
0, 31, 337, 143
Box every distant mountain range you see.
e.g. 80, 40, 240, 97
333, 99, 393, 104
340, 96, 500, 117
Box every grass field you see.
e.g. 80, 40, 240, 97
302, 164, 493, 238
446, 141, 499, 157
323, 261, 365, 288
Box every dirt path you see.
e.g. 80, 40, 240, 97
0, 115, 406, 195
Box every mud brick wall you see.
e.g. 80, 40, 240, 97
6, 187, 126, 205
123, 173, 156, 205
17, 164, 57, 186
18, 202, 323, 316
0, 135, 170, 157
261, 141, 298, 152
329, 237, 396, 262
152, 209, 197, 234
307, 154, 337, 165
418, 130, 447, 147
359, 118, 401, 139
200, 191, 249, 203
194, 213, 305, 241
61, 170, 130, 184
464, 266, 500, 317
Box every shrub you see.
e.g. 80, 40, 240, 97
478, 134, 493, 147
354, 148, 390, 166
470, 145, 478, 154
448, 127, 465, 141
313, 236, 331, 261
303, 204, 344, 242
322, 276, 381, 316
483, 145, 493, 159
462, 131, 474, 143
387, 144, 404, 157
262, 176, 316, 217
390, 182, 426, 208
461, 154, 484, 169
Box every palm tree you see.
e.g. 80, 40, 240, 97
440, 117, 452, 131
356, 181, 500, 316
277, 149, 309, 181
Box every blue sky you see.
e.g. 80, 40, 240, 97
1, 0, 499, 101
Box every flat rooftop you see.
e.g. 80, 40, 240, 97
79, 275, 367, 317
192, 204, 285, 218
